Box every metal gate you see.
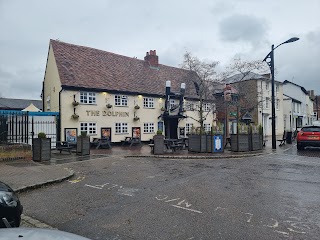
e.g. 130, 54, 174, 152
0, 110, 59, 148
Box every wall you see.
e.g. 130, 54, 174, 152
60, 91, 214, 142
43, 44, 62, 112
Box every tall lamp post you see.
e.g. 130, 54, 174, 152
263, 37, 299, 149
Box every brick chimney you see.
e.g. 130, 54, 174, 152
144, 50, 158, 67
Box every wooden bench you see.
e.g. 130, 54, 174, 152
277, 131, 287, 146
56, 141, 73, 154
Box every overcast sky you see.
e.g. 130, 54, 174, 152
0, 0, 319, 100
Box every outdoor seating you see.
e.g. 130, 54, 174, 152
121, 137, 142, 147
164, 139, 184, 152
55, 141, 73, 154
91, 138, 111, 149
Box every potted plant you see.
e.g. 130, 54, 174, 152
134, 105, 140, 109
106, 103, 112, 108
153, 130, 164, 155
160, 107, 166, 111
32, 132, 51, 162
76, 131, 90, 155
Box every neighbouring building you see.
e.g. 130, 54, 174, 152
282, 80, 315, 130
42, 40, 215, 143
216, 72, 285, 136
0, 98, 42, 111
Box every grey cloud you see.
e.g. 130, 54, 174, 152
219, 14, 269, 46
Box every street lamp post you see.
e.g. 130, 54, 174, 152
263, 37, 299, 149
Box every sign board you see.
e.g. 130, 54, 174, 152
213, 135, 223, 153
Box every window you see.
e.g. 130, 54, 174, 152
115, 123, 128, 134
185, 102, 194, 111
143, 123, 154, 133
170, 99, 176, 109
143, 97, 154, 108
80, 122, 97, 135
80, 92, 96, 104
115, 95, 128, 106
204, 123, 211, 133
46, 96, 50, 111
265, 97, 270, 108
204, 103, 210, 112
186, 123, 193, 134
266, 82, 269, 90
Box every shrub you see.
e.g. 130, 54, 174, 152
156, 130, 163, 135
80, 131, 87, 137
38, 132, 46, 138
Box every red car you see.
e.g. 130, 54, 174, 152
296, 125, 320, 150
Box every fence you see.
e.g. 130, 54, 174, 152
0, 110, 59, 148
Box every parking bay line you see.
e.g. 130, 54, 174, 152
171, 205, 202, 214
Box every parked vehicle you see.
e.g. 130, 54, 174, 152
296, 125, 320, 150
0, 181, 23, 228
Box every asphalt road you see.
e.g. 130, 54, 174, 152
19, 151, 320, 240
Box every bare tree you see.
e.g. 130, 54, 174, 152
180, 51, 220, 133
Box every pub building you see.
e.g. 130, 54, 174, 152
42, 40, 215, 143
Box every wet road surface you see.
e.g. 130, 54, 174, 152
19, 151, 320, 239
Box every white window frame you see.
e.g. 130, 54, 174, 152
186, 123, 193, 135
115, 95, 128, 106
46, 96, 51, 111
115, 122, 128, 134
80, 122, 97, 135
143, 123, 155, 133
204, 123, 211, 133
80, 92, 96, 104
143, 97, 154, 108
265, 97, 270, 109
170, 99, 176, 109
203, 103, 210, 112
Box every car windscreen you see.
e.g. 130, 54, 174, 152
301, 126, 320, 132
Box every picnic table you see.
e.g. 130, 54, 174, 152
55, 141, 73, 154
121, 137, 142, 147
164, 139, 184, 151
91, 138, 112, 149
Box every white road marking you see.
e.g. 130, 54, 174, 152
155, 195, 169, 201
85, 184, 103, 189
245, 213, 253, 223
275, 230, 289, 236
67, 176, 85, 184
265, 218, 279, 228
165, 198, 180, 203
171, 205, 202, 214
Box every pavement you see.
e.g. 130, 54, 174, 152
0, 136, 297, 228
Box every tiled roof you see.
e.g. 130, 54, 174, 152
0, 98, 42, 110
50, 40, 200, 99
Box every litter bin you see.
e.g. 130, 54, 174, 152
286, 131, 292, 144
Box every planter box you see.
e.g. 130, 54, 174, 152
76, 137, 90, 155
231, 134, 249, 152
32, 138, 51, 161
188, 135, 212, 153
252, 134, 263, 150
231, 134, 263, 152
153, 135, 164, 155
